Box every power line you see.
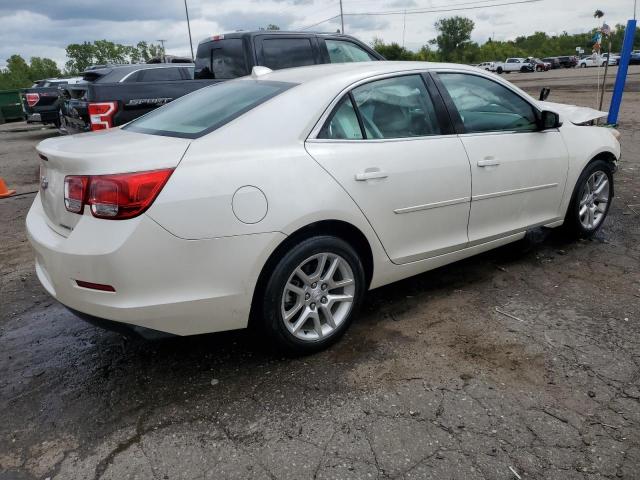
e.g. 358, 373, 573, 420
300, 0, 542, 30
346, 0, 543, 16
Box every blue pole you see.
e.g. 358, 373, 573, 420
608, 19, 637, 125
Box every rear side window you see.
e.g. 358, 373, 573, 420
318, 75, 442, 140
318, 96, 363, 140
195, 39, 248, 79
262, 38, 316, 70
352, 75, 442, 139
325, 40, 376, 63
124, 79, 294, 139
137, 68, 183, 82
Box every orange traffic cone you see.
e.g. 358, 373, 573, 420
0, 177, 16, 198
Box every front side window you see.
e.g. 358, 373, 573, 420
351, 75, 442, 139
318, 96, 363, 140
438, 73, 538, 133
262, 38, 316, 70
124, 79, 294, 138
326, 40, 375, 63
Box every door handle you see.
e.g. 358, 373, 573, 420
355, 169, 388, 181
477, 157, 500, 167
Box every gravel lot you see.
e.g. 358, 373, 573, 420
1, 67, 639, 480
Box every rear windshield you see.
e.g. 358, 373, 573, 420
124, 79, 295, 139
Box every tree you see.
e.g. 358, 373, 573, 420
29, 57, 61, 80
64, 40, 165, 74
266, 24, 280, 31
0, 55, 62, 89
433, 16, 475, 62
372, 38, 416, 60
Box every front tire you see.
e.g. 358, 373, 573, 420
564, 160, 613, 238
260, 236, 366, 355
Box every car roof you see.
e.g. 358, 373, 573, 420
199, 30, 367, 44
252, 61, 477, 85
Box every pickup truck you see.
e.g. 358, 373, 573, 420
495, 58, 535, 74
60, 31, 383, 134
21, 77, 82, 127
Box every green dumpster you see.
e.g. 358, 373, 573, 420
0, 89, 25, 123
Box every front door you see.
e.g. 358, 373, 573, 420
435, 71, 569, 244
306, 74, 472, 264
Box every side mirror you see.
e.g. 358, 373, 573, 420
539, 110, 562, 130
539, 87, 550, 101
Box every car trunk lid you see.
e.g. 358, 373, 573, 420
36, 128, 191, 237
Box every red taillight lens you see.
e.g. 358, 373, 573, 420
64, 169, 173, 220
64, 176, 88, 213
88, 101, 118, 131
25, 93, 40, 107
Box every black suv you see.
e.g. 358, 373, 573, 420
195, 31, 383, 79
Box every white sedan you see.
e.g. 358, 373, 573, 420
27, 62, 620, 354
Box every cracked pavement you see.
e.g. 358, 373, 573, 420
1, 70, 639, 479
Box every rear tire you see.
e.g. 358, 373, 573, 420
260, 236, 366, 355
563, 160, 614, 238
497, 67, 503, 74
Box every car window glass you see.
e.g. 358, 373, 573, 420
438, 73, 537, 133
325, 40, 375, 63
262, 38, 315, 69
318, 96, 363, 140
351, 75, 442, 139
124, 79, 293, 139
210, 39, 248, 79
137, 68, 183, 82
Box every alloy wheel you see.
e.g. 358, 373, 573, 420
578, 170, 610, 230
281, 252, 355, 341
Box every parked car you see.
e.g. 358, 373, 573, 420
557, 56, 578, 68
59, 31, 383, 134
478, 61, 497, 71
28, 62, 620, 354
59, 64, 203, 134
578, 54, 614, 68
21, 77, 83, 127
542, 57, 561, 69
602, 53, 621, 65
629, 50, 640, 65
525, 57, 549, 71
495, 58, 534, 74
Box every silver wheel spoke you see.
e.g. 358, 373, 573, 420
588, 205, 596, 228
284, 301, 303, 322
292, 308, 311, 333
321, 305, 336, 329
579, 204, 588, 217
295, 267, 312, 286
312, 311, 323, 339
322, 256, 340, 283
286, 282, 304, 296
330, 278, 354, 289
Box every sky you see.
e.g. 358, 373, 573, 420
0, 0, 636, 69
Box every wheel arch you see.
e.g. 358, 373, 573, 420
248, 219, 374, 325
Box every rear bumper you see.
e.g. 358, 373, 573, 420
26, 193, 285, 335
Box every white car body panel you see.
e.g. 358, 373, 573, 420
460, 130, 569, 243
26, 61, 621, 336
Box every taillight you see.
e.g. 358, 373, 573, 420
25, 93, 40, 107
88, 101, 118, 131
64, 176, 88, 213
64, 169, 173, 220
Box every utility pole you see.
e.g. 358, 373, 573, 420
339, 0, 344, 34
184, 0, 194, 61
157, 39, 166, 62
402, 10, 407, 48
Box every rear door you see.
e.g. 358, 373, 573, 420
433, 71, 569, 244
254, 35, 322, 70
305, 73, 472, 264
